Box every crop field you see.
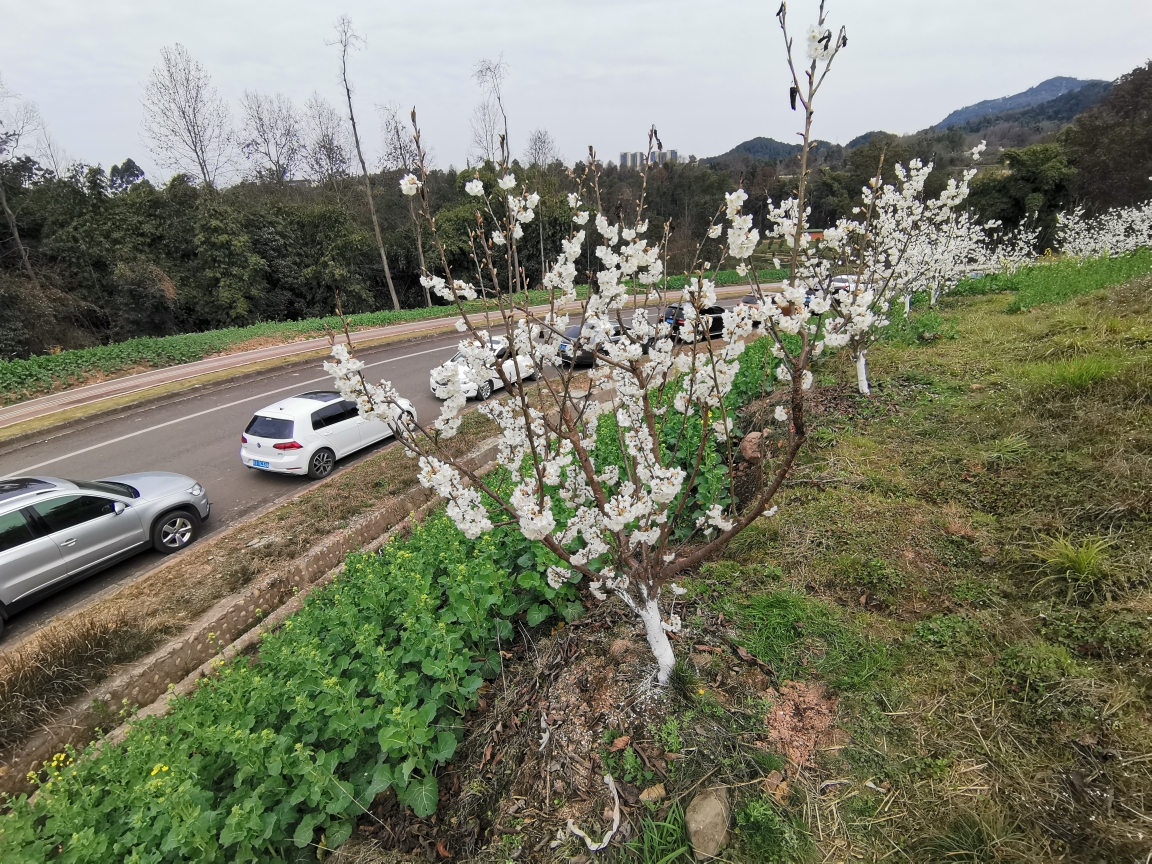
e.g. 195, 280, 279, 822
1, 253, 1150, 862
0, 267, 787, 406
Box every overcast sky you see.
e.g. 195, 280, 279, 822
3, 0, 1151, 181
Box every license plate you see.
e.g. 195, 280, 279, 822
253, 460, 270, 468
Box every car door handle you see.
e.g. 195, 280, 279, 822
60, 538, 76, 547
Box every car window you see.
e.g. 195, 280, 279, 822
32, 495, 117, 534
339, 400, 361, 422
495, 345, 510, 361
0, 510, 36, 553
311, 403, 346, 430
66, 480, 140, 499
246, 415, 294, 439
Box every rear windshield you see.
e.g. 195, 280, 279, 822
66, 480, 140, 499
245, 416, 294, 439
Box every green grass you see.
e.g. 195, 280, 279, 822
952, 248, 1152, 310
702, 261, 1152, 859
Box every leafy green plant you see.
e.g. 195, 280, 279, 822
1020, 355, 1123, 391
616, 802, 692, 864
981, 433, 1030, 466
0, 514, 570, 862
913, 614, 982, 653
735, 796, 815, 863
1031, 534, 1119, 603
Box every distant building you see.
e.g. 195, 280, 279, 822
619, 150, 679, 169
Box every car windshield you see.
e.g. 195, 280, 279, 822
245, 415, 294, 439
66, 479, 140, 499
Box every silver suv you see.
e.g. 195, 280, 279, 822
0, 473, 210, 637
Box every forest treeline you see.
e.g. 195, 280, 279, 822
0, 59, 1147, 360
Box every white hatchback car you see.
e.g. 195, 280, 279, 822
429, 337, 536, 401
240, 390, 416, 479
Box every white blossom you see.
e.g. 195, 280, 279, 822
465, 178, 485, 197
399, 173, 422, 196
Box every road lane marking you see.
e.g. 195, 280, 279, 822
2, 344, 457, 478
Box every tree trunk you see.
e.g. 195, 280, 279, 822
636, 594, 676, 685
903, 294, 911, 315
0, 181, 40, 290
340, 50, 401, 312
855, 350, 870, 396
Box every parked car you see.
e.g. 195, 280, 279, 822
240, 390, 416, 480
558, 321, 623, 366
0, 473, 211, 636
430, 338, 536, 400
663, 303, 726, 340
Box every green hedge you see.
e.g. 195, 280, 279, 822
0, 268, 787, 406
0, 515, 576, 862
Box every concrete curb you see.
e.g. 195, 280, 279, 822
0, 439, 499, 796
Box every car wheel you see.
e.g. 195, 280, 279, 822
308, 447, 335, 479
152, 509, 199, 554
478, 380, 493, 400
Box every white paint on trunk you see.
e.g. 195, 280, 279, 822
903, 294, 911, 315
856, 351, 870, 395
637, 596, 676, 685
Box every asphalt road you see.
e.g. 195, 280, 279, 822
0, 332, 465, 646
0, 300, 748, 646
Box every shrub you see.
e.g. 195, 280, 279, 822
0, 515, 571, 862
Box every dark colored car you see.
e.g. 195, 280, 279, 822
663, 303, 726, 340
558, 322, 623, 366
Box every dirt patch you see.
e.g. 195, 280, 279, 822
762, 681, 837, 768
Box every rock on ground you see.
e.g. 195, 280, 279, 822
685, 786, 730, 860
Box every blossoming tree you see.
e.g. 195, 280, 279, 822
324, 2, 896, 683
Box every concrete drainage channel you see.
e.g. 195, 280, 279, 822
0, 439, 500, 797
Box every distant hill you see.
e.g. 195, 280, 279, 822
712, 136, 803, 162
846, 131, 893, 149
935, 77, 1107, 129
950, 80, 1113, 133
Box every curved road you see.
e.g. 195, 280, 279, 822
0, 333, 463, 646
0, 298, 754, 646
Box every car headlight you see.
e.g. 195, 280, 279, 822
188, 483, 204, 496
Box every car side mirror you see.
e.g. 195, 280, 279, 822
113, 502, 127, 515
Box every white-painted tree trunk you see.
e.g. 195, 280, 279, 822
903, 294, 911, 315
636, 595, 676, 685
855, 351, 870, 395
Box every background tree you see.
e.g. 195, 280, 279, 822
142, 44, 234, 187
470, 57, 510, 166
333, 16, 401, 311
239, 90, 302, 184
301, 93, 352, 188
523, 128, 559, 167
967, 143, 1074, 248
468, 100, 501, 166
1064, 61, 1152, 211
0, 75, 42, 287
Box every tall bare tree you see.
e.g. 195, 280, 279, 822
332, 17, 400, 311
381, 103, 430, 306
472, 57, 510, 164
0, 75, 42, 288
301, 92, 353, 188
468, 99, 500, 166
379, 102, 418, 172
523, 128, 559, 167
239, 90, 301, 184
142, 44, 233, 187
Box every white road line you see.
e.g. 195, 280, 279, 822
2, 344, 456, 478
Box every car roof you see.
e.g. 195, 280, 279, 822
0, 477, 77, 511
252, 391, 343, 419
